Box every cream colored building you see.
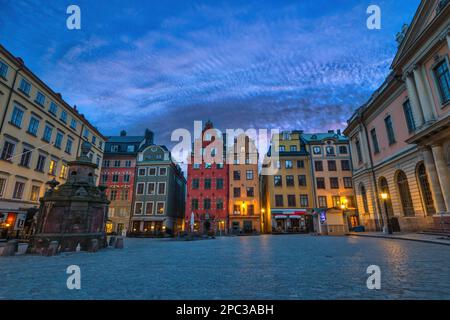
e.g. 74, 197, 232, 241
344, 0, 450, 233
0, 45, 105, 237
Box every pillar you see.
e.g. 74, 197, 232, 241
421, 147, 447, 213
431, 144, 450, 212
405, 73, 425, 128
446, 34, 450, 50
413, 66, 436, 123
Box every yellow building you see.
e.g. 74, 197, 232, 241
228, 134, 261, 234
0, 45, 105, 238
261, 131, 314, 233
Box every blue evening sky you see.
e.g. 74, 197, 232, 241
0, 0, 421, 144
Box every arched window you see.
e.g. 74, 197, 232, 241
396, 171, 415, 216
379, 177, 394, 218
417, 163, 435, 215
359, 184, 369, 213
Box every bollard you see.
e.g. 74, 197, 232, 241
89, 239, 99, 252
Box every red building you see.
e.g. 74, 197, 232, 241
100, 129, 152, 235
185, 121, 229, 234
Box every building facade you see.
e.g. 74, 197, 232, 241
344, 0, 450, 233
185, 121, 229, 235
303, 131, 357, 235
0, 45, 105, 239
130, 143, 186, 236
228, 134, 261, 234
101, 130, 148, 236
261, 131, 314, 233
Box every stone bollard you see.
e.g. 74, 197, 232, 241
89, 239, 99, 252
1, 240, 17, 256
114, 237, 124, 249
108, 236, 116, 247
45, 241, 59, 256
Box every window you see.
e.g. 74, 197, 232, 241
216, 178, 224, 190
136, 183, 145, 195
110, 190, 118, 201
384, 115, 396, 145
103, 160, 110, 167
60, 110, 67, 123
316, 177, 325, 189
191, 199, 199, 210
339, 146, 348, 154
290, 145, 297, 152
275, 195, 284, 207
403, 100, 416, 133
12, 181, 25, 199
326, 146, 335, 156
396, 171, 415, 216
27, 117, 40, 136
49, 102, 58, 115
19, 149, 31, 167
216, 199, 224, 210
147, 183, 155, 195
233, 187, 241, 197
216, 163, 224, 169
341, 160, 351, 171
417, 163, 436, 215
35, 155, 46, 172
19, 78, 31, 95
355, 139, 363, 163
83, 128, 89, 139
287, 195, 296, 207
112, 174, 119, 182
297, 160, 304, 168
127, 145, 135, 152
123, 174, 130, 183
233, 170, 241, 180
204, 163, 212, 169
328, 160, 337, 171
30, 186, 40, 202
318, 196, 327, 208
286, 175, 295, 187
246, 187, 254, 197
0, 60, 8, 78
330, 177, 339, 189
1, 141, 15, 161
101, 174, 108, 183
193, 163, 201, 169
92, 136, 97, 145
145, 202, 154, 215
315, 161, 323, 171
434, 59, 450, 103
55, 132, 63, 149
60, 164, 68, 179
204, 178, 211, 190
300, 195, 309, 207
246, 170, 253, 180
332, 196, 341, 207
114, 160, 121, 167
49, 159, 57, 175
279, 145, 285, 152
70, 118, 77, 130
274, 175, 282, 187
159, 167, 167, 176
192, 178, 200, 189
285, 160, 293, 169
0, 178, 6, 197
298, 175, 307, 187
313, 146, 321, 154
125, 160, 132, 167
10, 106, 24, 127
148, 168, 156, 176
344, 177, 353, 188
35, 92, 45, 106
121, 189, 129, 201
157, 182, 166, 195
42, 125, 53, 142
138, 168, 146, 176
203, 199, 211, 210
233, 204, 241, 214
248, 204, 254, 215
134, 202, 143, 215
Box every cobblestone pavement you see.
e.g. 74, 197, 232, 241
1, 235, 449, 300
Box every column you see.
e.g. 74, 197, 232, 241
421, 147, 446, 213
446, 34, 450, 50
413, 66, 436, 123
405, 73, 425, 128
431, 144, 450, 212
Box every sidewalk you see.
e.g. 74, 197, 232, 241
347, 232, 450, 246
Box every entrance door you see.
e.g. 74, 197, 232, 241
243, 220, 253, 233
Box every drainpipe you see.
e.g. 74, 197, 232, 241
0, 64, 22, 133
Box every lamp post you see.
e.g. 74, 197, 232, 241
341, 203, 348, 233
380, 192, 393, 234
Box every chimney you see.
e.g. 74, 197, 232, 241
145, 129, 154, 145
120, 130, 127, 137
328, 130, 334, 134
337, 129, 341, 135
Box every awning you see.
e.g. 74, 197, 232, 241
274, 215, 288, 219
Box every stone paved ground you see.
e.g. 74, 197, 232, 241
1, 235, 449, 300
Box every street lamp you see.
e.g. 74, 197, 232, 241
380, 192, 393, 234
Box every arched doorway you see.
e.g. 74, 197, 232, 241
416, 163, 436, 215
359, 183, 369, 213
396, 171, 415, 216
378, 177, 394, 218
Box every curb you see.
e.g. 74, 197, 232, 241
346, 233, 450, 246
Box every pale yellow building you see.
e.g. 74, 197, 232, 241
0, 45, 105, 238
